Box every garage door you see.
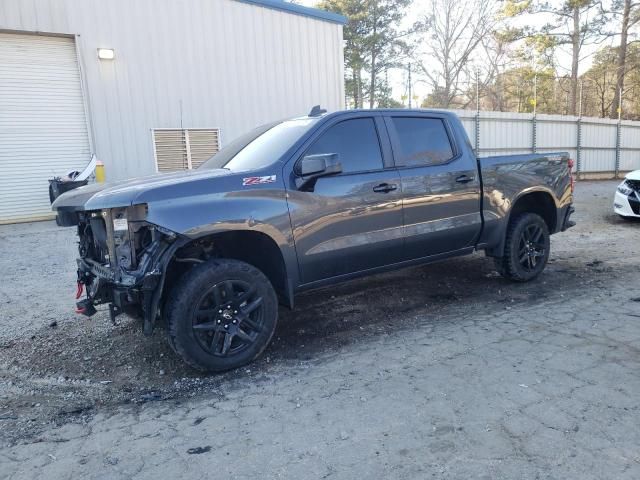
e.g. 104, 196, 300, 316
0, 33, 91, 224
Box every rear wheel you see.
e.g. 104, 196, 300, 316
165, 259, 278, 372
494, 213, 550, 282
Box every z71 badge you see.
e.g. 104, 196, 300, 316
242, 175, 276, 186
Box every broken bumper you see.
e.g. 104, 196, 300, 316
76, 238, 183, 335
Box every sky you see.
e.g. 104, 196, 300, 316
296, 0, 623, 104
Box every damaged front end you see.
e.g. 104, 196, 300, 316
74, 204, 185, 335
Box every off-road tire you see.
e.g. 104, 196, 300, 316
494, 213, 550, 282
165, 258, 278, 372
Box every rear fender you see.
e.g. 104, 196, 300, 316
482, 187, 562, 257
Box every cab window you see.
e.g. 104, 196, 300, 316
390, 117, 454, 167
305, 118, 383, 173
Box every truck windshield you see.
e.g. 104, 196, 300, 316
200, 117, 318, 172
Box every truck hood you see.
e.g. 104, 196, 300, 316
52, 168, 233, 211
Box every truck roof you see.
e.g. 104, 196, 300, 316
308, 108, 459, 120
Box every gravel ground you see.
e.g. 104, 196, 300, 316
1, 180, 639, 479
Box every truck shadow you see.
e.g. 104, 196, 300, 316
0, 252, 620, 446
268, 252, 612, 361
5, 252, 611, 383
5, 253, 613, 384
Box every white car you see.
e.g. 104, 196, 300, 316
614, 170, 640, 219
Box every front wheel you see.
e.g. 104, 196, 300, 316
165, 259, 278, 372
494, 213, 550, 282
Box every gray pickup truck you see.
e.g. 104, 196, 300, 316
53, 108, 575, 372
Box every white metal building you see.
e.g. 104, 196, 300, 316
0, 0, 346, 223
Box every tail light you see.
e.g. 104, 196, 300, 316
568, 158, 575, 192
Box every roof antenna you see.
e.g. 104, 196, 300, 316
308, 105, 327, 117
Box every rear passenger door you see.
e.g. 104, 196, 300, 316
286, 115, 404, 284
384, 114, 482, 260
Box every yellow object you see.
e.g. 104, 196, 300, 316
95, 160, 105, 183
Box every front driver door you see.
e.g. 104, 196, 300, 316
286, 115, 404, 284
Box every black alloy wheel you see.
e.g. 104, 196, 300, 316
517, 223, 546, 272
166, 259, 278, 372
494, 213, 550, 282
191, 279, 264, 357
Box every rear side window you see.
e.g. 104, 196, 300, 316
390, 117, 454, 167
305, 118, 383, 173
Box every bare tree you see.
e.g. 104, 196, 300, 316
582, 43, 640, 118
318, 0, 412, 108
415, 0, 498, 108
475, 30, 520, 111
609, 0, 640, 118
365, 0, 413, 108
556, 1, 610, 116
504, 0, 610, 116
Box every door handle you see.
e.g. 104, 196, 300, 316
455, 175, 475, 184
372, 183, 397, 193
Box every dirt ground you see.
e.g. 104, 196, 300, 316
1, 180, 639, 479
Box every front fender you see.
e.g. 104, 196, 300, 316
144, 188, 299, 286
147, 190, 289, 240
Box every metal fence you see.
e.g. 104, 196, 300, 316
446, 109, 640, 178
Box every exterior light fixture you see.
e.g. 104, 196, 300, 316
97, 48, 115, 60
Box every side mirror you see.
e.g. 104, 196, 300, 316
294, 153, 342, 190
